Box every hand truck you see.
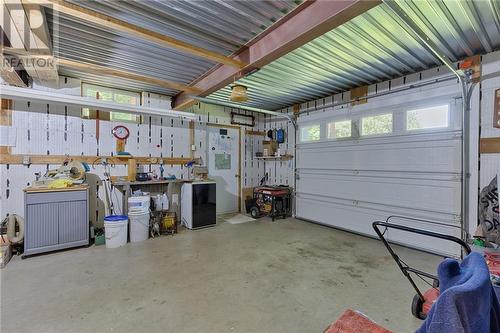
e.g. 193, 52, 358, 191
372, 215, 471, 320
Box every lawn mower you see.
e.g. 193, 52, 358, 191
372, 216, 471, 320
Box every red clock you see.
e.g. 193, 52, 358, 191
112, 125, 130, 140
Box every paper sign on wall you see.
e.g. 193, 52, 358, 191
215, 153, 231, 170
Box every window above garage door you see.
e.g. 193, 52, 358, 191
298, 98, 460, 144
406, 105, 449, 131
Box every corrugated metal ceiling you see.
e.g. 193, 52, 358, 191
47, 1, 301, 95
209, 0, 500, 110
67, 0, 301, 55
46, 0, 500, 109
46, 9, 210, 95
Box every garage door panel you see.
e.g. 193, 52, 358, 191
384, 217, 462, 257
297, 193, 460, 226
297, 139, 461, 173
296, 196, 384, 237
296, 195, 461, 257
297, 172, 461, 215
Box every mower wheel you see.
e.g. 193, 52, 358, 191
411, 294, 427, 320
250, 207, 260, 219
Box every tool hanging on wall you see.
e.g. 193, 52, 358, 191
95, 92, 100, 145
266, 128, 286, 143
267, 129, 274, 140
276, 128, 285, 144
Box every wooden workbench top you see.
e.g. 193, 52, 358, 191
24, 185, 89, 193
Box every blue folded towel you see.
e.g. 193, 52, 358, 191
417, 252, 500, 333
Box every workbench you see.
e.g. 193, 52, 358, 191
24, 185, 89, 257
111, 179, 186, 215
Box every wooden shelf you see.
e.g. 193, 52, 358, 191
114, 154, 133, 159
255, 155, 293, 161
111, 179, 186, 187
0, 153, 197, 166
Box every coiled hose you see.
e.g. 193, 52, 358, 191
1, 214, 25, 244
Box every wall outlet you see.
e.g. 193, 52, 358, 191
22, 155, 31, 165
191, 144, 196, 151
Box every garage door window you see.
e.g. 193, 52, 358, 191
300, 124, 320, 142
361, 114, 392, 136
327, 120, 351, 139
407, 105, 449, 131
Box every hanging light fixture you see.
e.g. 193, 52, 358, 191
230, 84, 248, 102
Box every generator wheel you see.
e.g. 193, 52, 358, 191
250, 207, 260, 219
411, 294, 427, 320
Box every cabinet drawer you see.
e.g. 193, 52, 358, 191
25, 190, 88, 205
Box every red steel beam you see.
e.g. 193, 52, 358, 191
174, 0, 381, 109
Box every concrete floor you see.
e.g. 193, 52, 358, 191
1, 218, 442, 333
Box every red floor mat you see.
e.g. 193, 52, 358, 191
324, 309, 394, 333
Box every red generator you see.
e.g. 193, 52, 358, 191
245, 186, 292, 221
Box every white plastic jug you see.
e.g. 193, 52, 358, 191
161, 193, 169, 211
154, 194, 162, 211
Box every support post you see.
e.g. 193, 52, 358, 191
383, 0, 473, 242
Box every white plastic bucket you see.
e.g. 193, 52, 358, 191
128, 195, 150, 213
104, 215, 128, 248
129, 209, 150, 242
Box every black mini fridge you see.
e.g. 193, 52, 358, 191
181, 181, 217, 229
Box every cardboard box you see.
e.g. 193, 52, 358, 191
242, 187, 254, 200
0, 242, 11, 268
263, 140, 278, 156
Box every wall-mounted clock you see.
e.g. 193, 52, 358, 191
112, 125, 130, 140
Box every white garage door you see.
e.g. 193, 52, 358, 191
296, 97, 463, 256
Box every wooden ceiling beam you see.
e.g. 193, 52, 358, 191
2, 46, 46, 56
173, 0, 381, 110
26, 0, 247, 69
56, 58, 202, 94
